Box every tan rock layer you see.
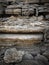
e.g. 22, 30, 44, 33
0, 38, 42, 47
0, 26, 44, 33
0, 34, 43, 47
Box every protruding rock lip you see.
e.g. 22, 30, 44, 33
0, 26, 44, 33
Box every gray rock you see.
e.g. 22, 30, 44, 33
15, 60, 39, 65
46, 15, 49, 20
23, 53, 33, 60
31, 51, 40, 57
35, 54, 48, 61
38, 16, 44, 21
43, 50, 49, 59
35, 54, 48, 65
4, 48, 24, 63
36, 60, 45, 65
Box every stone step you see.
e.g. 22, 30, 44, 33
0, 34, 43, 47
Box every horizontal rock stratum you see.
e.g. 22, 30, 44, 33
0, 34, 43, 47
0, 16, 45, 33
0, 26, 44, 33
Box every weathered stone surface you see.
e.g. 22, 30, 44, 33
0, 34, 43, 47
15, 60, 39, 65
5, 0, 40, 4
22, 5, 34, 16
0, 43, 48, 65
0, 16, 45, 33
35, 54, 48, 61
0, 26, 44, 33
38, 16, 44, 21
4, 48, 24, 63
5, 8, 21, 15
23, 52, 33, 60
27, 0, 39, 3
35, 54, 48, 65
0, 1, 49, 65
5, 4, 22, 15
43, 50, 49, 59
46, 15, 49, 20
41, 0, 49, 3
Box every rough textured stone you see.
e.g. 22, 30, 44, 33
4, 48, 24, 63
46, 15, 49, 20
0, 34, 43, 47
23, 52, 33, 60
15, 59, 40, 65
35, 54, 48, 65
35, 54, 48, 61
38, 16, 44, 21
41, 0, 49, 3
5, 8, 21, 15
0, 16, 45, 33
43, 50, 49, 59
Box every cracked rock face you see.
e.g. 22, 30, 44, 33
4, 48, 24, 63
